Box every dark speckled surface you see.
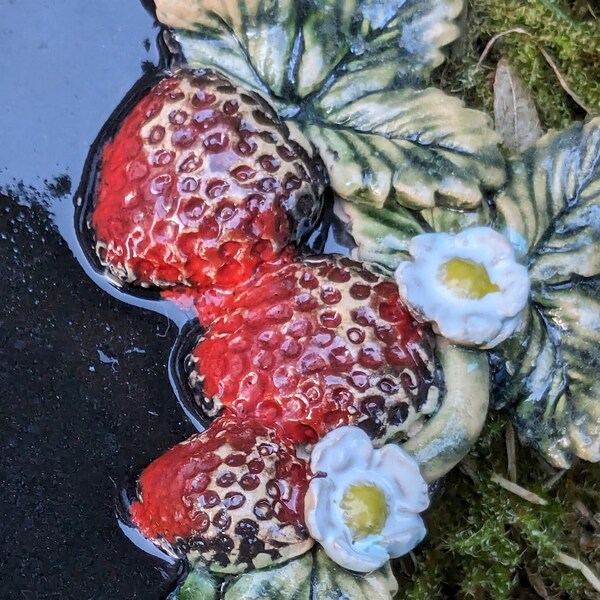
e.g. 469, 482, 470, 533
0, 1, 196, 597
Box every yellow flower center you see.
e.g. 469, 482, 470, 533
340, 483, 389, 540
440, 258, 500, 299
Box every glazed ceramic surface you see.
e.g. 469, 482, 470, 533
67, 1, 600, 598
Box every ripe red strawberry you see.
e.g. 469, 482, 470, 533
129, 415, 313, 574
161, 245, 297, 327
91, 70, 325, 290
188, 255, 441, 446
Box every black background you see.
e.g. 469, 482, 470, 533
0, 1, 196, 597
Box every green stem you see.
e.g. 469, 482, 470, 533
401, 339, 490, 483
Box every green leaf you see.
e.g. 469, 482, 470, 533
336, 188, 492, 271
313, 548, 398, 600
155, 1, 505, 210
304, 88, 505, 209
168, 567, 218, 600
157, 0, 462, 101
335, 198, 426, 270
156, 0, 297, 98
500, 282, 600, 468
494, 118, 600, 468
492, 307, 560, 412
296, 0, 462, 99
420, 205, 492, 234
223, 553, 312, 600
495, 118, 600, 285
220, 547, 398, 600
170, 30, 276, 103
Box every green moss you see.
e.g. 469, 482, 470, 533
395, 415, 600, 599
392, 4, 600, 597
436, 0, 600, 129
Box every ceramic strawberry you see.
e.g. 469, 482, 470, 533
90, 70, 325, 291
129, 415, 313, 574
187, 255, 441, 446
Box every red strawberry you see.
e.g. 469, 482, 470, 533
161, 245, 297, 327
188, 255, 441, 445
129, 415, 313, 574
91, 70, 325, 291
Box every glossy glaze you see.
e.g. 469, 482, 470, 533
130, 415, 312, 574
190, 255, 440, 446
92, 71, 325, 292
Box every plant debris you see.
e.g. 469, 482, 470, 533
436, 0, 600, 129
394, 415, 600, 599
493, 57, 544, 152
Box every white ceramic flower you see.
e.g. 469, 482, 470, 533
394, 227, 530, 349
304, 426, 429, 573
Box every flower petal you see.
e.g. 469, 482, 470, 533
382, 513, 427, 558
310, 425, 372, 473
326, 533, 388, 573
395, 227, 530, 349
305, 427, 429, 573
374, 444, 430, 512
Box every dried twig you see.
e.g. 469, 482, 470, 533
491, 473, 548, 505
573, 499, 593, 519
556, 552, 600, 592
537, 454, 560, 477
537, 45, 594, 114
459, 455, 480, 485
505, 422, 517, 482
543, 468, 567, 491
527, 572, 558, 600
477, 28, 531, 67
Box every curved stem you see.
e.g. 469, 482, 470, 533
402, 338, 490, 483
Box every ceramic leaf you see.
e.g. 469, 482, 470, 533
352, 197, 493, 256
168, 567, 218, 600
155, 0, 505, 211
155, 0, 297, 100
534, 284, 600, 466
335, 198, 426, 270
306, 87, 504, 210
295, 0, 462, 98
312, 548, 398, 600
496, 118, 600, 284
167, 29, 280, 106
494, 118, 600, 466
156, 0, 461, 99
174, 548, 398, 600
420, 204, 492, 235
497, 283, 600, 468
223, 552, 312, 600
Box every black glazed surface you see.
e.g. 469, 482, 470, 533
0, 1, 193, 597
